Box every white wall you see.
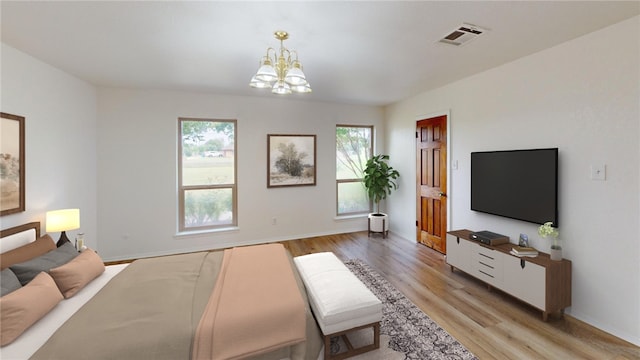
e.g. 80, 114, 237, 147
96, 88, 384, 261
385, 16, 640, 346
0, 44, 98, 246
3, 14, 638, 346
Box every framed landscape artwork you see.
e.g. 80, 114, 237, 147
1, 112, 25, 216
267, 134, 316, 188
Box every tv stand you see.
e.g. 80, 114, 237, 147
447, 229, 571, 321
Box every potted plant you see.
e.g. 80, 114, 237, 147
538, 221, 561, 261
363, 154, 400, 236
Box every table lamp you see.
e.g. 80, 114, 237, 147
46, 208, 80, 247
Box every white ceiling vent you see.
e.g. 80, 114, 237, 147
439, 23, 488, 46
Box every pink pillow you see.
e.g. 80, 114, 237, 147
0, 272, 63, 346
49, 249, 105, 298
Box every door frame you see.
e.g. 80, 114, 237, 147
415, 110, 452, 243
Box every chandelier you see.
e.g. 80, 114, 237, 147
249, 31, 311, 95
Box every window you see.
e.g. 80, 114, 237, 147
178, 118, 236, 231
336, 125, 373, 215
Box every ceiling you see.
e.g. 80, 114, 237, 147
2, 1, 638, 106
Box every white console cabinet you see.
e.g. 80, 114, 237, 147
446, 230, 571, 321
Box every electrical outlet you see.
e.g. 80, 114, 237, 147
272, 217, 277, 225
590, 164, 606, 181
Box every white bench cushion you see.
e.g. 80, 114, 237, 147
294, 252, 382, 335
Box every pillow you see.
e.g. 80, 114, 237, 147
0, 268, 22, 296
49, 249, 105, 298
0, 272, 63, 346
9, 242, 79, 285
0, 234, 56, 270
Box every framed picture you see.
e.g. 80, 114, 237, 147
519, 233, 529, 247
1, 112, 25, 216
267, 134, 316, 188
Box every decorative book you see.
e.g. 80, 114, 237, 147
511, 246, 539, 256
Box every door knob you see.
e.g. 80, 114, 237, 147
439, 192, 447, 197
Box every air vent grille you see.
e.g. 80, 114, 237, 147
439, 23, 488, 46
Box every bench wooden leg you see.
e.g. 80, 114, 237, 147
324, 322, 380, 360
324, 334, 332, 360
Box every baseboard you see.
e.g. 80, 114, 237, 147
567, 309, 640, 347
102, 227, 368, 263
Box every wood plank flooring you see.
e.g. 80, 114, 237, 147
280, 231, 640, 360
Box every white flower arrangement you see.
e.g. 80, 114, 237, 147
538, 221, 560, 249
538, 221, 558, 238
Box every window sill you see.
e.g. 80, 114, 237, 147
174, 226, 239, 239
334, 213, 368, 221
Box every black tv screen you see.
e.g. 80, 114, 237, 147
471, 148, 558, 227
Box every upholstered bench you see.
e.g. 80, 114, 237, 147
294, 252, 383, 360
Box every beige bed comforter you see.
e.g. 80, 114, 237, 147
30, 248, 322, 360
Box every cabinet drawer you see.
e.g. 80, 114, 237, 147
472, 246, 503, 286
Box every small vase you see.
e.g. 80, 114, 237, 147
550, 247, 562, 261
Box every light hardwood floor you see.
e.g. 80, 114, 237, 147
280, 231, 640, 360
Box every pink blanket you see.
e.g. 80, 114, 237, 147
192, 244, 306, 360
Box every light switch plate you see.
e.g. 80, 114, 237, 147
590, 164, 606, 181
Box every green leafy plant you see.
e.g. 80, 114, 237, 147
363, 154, 400, 214
538, 221, 560, 249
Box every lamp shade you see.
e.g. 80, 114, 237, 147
46, 209, 80, 232
249, 76, 272, 89
284, 62, 307, 86
290, 83, 312, 93
255, 63, 277, 82
272, 80, 292, 95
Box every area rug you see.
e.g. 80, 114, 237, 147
328, 259, 478, 360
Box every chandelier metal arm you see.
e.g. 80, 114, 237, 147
265, 47, 276, 59
289, 50, 299, 62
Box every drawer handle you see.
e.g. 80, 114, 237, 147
479, 261, 494, 269
479, 253, 494, 260
457, 237, 460, 244
478, 270, 494, 278
521, 259, 526, 269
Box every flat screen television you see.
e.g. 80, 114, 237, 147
471, 148, 558, 227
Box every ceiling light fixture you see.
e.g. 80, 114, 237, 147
249, 31, 311, 95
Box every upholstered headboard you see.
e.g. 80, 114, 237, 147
0, 222, 41, 254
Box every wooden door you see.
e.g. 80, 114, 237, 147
416, 115, 447, 254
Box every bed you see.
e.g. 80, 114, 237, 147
0, 222, 323, 360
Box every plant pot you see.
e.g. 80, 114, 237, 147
550, 247, 563, 261
368, 213, 389, 237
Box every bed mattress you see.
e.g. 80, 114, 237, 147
0, 264, 128, 359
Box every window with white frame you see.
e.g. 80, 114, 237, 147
178, 118, 236, 231
336, 125, 373, 215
